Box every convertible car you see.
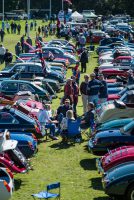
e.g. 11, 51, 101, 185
102, 161, 134, 200
96, 146, 134, 174
88, 120, 134, 155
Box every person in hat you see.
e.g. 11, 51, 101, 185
87, 73, 102, 107
80, 74, 89, 113
57, 99, 73, 119
98, 74, 108, 104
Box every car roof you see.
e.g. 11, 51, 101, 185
14, 62, 42, 66
1, 79, 32, 85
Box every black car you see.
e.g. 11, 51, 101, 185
0, 106, 46, 138
0, 62, 65, 84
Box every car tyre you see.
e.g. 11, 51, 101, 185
126, 184, 134, 200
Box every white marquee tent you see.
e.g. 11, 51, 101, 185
71, 11, 83, 21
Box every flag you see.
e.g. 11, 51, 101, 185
36, 41, 46, 71
24, 41, 35, 50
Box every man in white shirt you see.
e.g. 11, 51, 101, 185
38, 108, 58, 140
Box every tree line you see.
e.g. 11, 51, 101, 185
0, 0, 134, 16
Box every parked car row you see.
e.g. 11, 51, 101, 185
88, 29, 134, 199
0, 39, 78, 200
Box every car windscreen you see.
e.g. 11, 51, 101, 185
118, 87, 127, 96
32, 83, 48, 93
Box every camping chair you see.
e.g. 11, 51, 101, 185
31, 182, 61, 200
66, 118, 82, 142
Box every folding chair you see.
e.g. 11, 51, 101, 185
31, 182, 61, 200
67, 118, 82, 142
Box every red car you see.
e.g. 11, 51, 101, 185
96, 146, 134, 174
112, 56, 132, 66
100, 68, 129, 79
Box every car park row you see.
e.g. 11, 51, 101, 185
87, 15, 134, 200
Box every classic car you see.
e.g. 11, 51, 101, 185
42, 47, 78, 65
108, 85, 134, 101
0, 80, 50, 102
0, 131, 30, 173
0, 167, 14, 200
112, 55, 133, 66
99, 37, 124, 46
100, 68, 129, 79
89, 120, 134, 155
96, 42, 125, 54
0, 62, 65, 84
102, 161, 134, 200
96, 146, 134, 174
96, 118, 133, 132
0, 106, 46, 138
96, 100, 134, 124
32, 77, 61, 92
9, 133, 38, 158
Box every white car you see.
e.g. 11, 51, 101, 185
0, 167, 14, 200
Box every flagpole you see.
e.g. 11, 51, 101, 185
62, 0, 64, 10
2, 0, 4, 21
50, 0, 52, 19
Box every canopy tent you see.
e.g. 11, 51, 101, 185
71, 11, 83, 21
83, 11, 97, 19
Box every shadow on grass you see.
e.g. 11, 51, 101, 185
49, 142, 75, 150
14, 179, 22, 191
90, 177, 103, 191
93, 197, 111, 200
80, 158, 97, 170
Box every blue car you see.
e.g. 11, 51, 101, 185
108, 86, 124, 94
10, 133, 38, 158
96, 118, 133, 132
102, 161, 134, 199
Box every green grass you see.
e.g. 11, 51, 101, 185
1, 20, 109, 200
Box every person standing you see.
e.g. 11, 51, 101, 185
72, 62, 81, 85
64, 78, 74, 105
98, 74, 108, 104
0, 44, 6, 64
4, 49, 13, 67
15, 41, 22, 57
80, 74, 89, 113
5, 21, 10, 34
17, 24, 21, 35
71, 76, 79, 116
87, 73, 102, 107
80, 48, 88, 73
0, 29, 5, 42
20, 35, 25, 53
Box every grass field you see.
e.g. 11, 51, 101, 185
0, 20, 109, 200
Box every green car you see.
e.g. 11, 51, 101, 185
0, 80, 50, 102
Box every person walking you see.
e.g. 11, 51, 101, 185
80, 74, 89, 113
20, 35, 25, 53
87, 73, 102, 107
80, 48, 88, 73
98, 74, 108, 104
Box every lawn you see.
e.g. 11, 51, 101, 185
0, 20, 109, 200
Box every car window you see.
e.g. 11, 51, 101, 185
1, 82, 18, 92
0, 112, 18, 124
13, 65, 26, 73
51, 49, 60, 54
29, 65, 42, 73
19, 83, 35, 92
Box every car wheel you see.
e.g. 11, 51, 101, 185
126, 185, 134, 200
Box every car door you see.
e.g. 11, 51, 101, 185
19, 83, 35, 94
11, 65, 28, 79
1, 82, 19, 97
28, 65, 43, 78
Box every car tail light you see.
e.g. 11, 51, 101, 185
6, 168, 13, 179
3, 181, 11, 192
